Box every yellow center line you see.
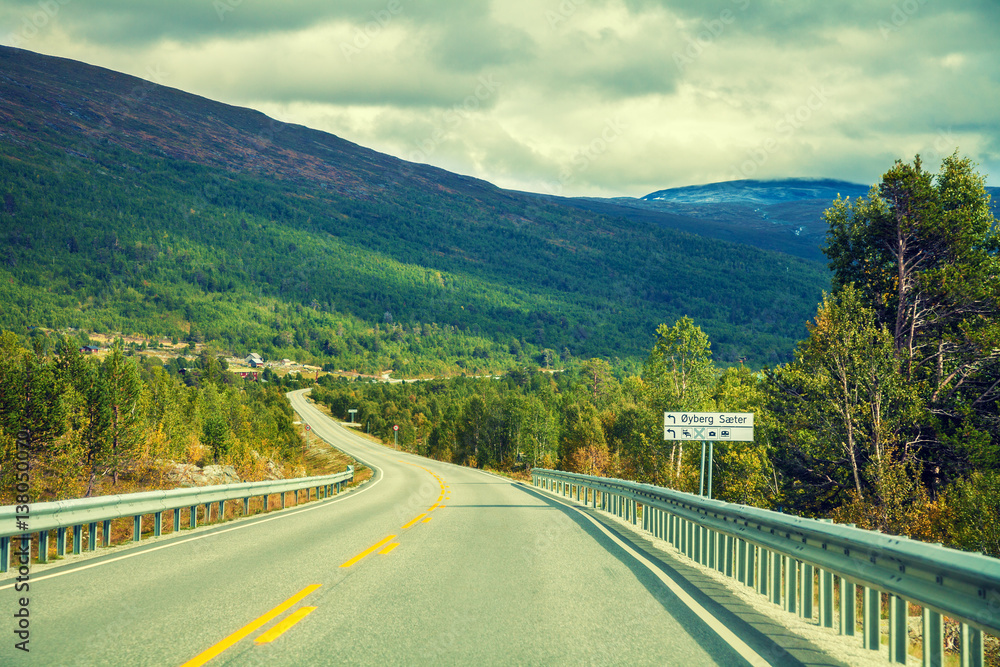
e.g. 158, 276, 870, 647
401, 513, 427, 529
340, 535, 397, 568
180, 584, 321, 667
422, 516, 432, 523
379, 542, 400, 555
254, 606, 317, 645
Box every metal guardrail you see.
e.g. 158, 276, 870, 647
0, 468, 354, 573
531, 468, 999, 667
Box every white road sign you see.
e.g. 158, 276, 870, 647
663, 412, 754, 441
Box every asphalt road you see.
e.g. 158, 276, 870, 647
2, 389, 795, 665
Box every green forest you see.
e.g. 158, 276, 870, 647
311, 154, 1000, 557
0, 333, 305, 503
0, 116, 829, 374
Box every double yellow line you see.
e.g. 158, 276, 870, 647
181, 584, 321, 666
181, 464, 450, 665
338, 463, 448, 569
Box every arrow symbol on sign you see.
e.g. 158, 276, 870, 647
666, 428, 676, 439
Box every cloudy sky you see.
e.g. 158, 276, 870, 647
2, 0, 998, 197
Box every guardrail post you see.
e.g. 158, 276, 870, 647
735, 538, 746, 584
38, 532, 49, 563
173, 508, 181, 533
72, 526, 82, 555
218, 500, 225, 521
133, 515, 142, 542
0, 536, 8, 572
189, 506, 197, 529
757, 547, 769, 596
746, 542, 756, 589
154, 512, 162, 537
784, 557, 797, 613
800, 563, 814, 621
888, 594, 908, 663
961, 623, 983, 667
724, 534, 734, 577
57, 527, 67, 556
840, 579, 856, 636
281, 492, 286, 509
88, 522, 97, 550
862, 587, 879, 649
243, 497, 250, 515
819, 568, 834, 628
102, 519, 111, 547
707, 529, 717, 569
922, 607, 943, 665
770, 548, 781, 604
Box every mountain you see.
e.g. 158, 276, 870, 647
559, 179, 1000, 264
0, 46, 831, 370
540, 179, 869, 262
640, 178, 870, 205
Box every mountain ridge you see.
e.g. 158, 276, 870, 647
0, 45, 831, 369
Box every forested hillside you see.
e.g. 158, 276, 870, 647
315, 154, 1000, 559
0, 46, 830, 372
0, 333, 304, 504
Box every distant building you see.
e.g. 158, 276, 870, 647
245, 353, 264, 367
79, 345, 101, 354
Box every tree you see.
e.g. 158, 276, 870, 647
767, 287, 921, 511
100, 342, 144, 484
0, 332, 66, 470
822, 153, 1000, 488
558, 402, 608, 476
644, 317, 715, 411
644, 317, 716, 483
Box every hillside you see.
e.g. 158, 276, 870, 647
561, 179, 1000, 263
0, 46, 831, 370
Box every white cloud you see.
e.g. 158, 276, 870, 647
2, 0, 997, 193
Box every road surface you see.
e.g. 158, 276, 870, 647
2, 389, 809, 665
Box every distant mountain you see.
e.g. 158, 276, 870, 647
641, 178, 870, 205
0, 46, 831, 369
557, 179, 1000, 263
542, 179, 869, 263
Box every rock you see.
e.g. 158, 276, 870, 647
161, 462, 242, 487
202, 465, 242, 485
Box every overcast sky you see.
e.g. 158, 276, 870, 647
2, 0, 998, 197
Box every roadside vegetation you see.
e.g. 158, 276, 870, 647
0, 334, 307, 505
313, 154, 1000, 558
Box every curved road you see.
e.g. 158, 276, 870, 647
4, 389, 797, 665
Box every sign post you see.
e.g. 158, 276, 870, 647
664, 412, 754, 498
393, 424, 399, 447
348, 408, 358, 424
